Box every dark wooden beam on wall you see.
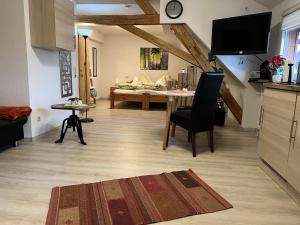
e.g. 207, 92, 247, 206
119, 25, 199, 66
76, 14, 160, 25
220, 84, 243, 124
134, 0, 158, 15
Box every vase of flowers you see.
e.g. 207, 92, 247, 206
270, 55, 285, 83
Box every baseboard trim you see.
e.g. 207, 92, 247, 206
259, 160, 300, 207
23, 138, 33, 142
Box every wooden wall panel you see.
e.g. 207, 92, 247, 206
78, 36, 91, 105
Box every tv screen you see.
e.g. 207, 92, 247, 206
211, 12, 272, 55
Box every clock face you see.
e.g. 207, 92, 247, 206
165, 0, 183, 19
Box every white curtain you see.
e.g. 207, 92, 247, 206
282, 9, 300, 31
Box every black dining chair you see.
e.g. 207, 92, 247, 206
166, 72, 224, 157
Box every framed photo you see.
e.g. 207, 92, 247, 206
59, 50, 72, 98
92, 47, 97, 77
140, 48, 168, 70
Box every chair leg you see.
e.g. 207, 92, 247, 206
171, 123, 176, 137
166, 120, 171, 147
188, 132, 191, 143
207, 130, 214, 152
192, 133, 196, 157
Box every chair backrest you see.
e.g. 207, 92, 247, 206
191, 72, 224, 131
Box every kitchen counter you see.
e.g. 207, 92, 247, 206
264, 83, 300, 92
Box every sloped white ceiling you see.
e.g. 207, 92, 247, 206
253, 0, 283, 9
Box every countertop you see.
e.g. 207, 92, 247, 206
263, 83, 300, 92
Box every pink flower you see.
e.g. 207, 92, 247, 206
271, 55, 285, 68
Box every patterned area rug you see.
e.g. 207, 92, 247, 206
46, 169, 232, 225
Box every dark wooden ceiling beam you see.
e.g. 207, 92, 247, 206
134, 0, 158, 15
76, 14, 160, 25
119, 25, 199, 66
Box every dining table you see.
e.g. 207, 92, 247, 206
134, 89, 195, 150
159, 90, 195, 150
51, 104, 95, 145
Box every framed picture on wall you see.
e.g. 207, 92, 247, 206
59, 50, 72, 98
92, 47, 97, 77
140, 48, 168, 70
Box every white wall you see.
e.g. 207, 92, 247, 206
0, 1, 32, 135
97, 33, 191, 98
23, 0, 79, 137
0, 0, 30, 106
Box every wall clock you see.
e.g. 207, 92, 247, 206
165, 0, 183, 19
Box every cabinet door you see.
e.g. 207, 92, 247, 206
29, 0, 56, 49
287, 94, 300, 192
258, 89, 296, 177
54, 0, 74, 50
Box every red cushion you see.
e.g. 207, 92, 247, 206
0, 107, 32, 120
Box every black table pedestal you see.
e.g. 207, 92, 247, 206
55, 110, 86, 145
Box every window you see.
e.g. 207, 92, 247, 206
281, 9, 300, 81
295, 32, 300, 78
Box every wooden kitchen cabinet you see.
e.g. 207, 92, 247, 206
258, 88, 297, 177
28, 0, 75, 51
287, 95, 300, 193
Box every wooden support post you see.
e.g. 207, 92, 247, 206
171, 24, 212, 71
220, 83, 243, 124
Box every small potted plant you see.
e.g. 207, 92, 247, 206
270, 55, 286, 83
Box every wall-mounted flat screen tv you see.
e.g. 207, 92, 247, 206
211, 12, 272, 55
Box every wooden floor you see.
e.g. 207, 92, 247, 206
1, 100, 300, 225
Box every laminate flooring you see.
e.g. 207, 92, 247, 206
0, 100, 299, 225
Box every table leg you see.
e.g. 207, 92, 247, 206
55, 114, 87, 145
55, 118, 68, 143
163, 96, 178, 150
143, 93, 150, 110
75, 116, 86, 145
72, 109, 76, 132
110, 88, 115, 109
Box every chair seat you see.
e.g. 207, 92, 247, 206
171, 110, 193, 131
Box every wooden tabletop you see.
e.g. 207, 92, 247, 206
264, 83, 300, 92
51, 104, 95, 110
114, 89, 195, 97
